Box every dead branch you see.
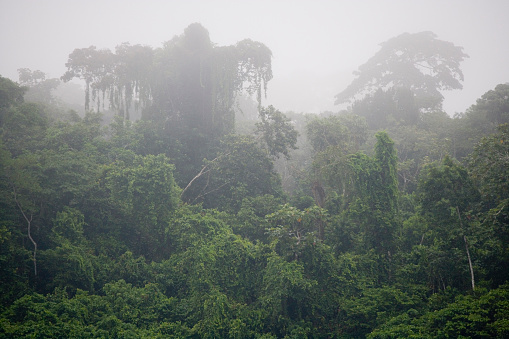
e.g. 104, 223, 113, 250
180, 152, 230, 200
13, 188, 37, 276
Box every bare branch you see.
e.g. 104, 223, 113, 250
456, 206, 475, 291
180, 152, 230, 200
13, 188, 37, 276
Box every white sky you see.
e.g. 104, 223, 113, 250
1, 0, 508, 115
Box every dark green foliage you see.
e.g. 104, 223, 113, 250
255, 105, 298, 159
0, 76, 26, 110
233, 194, 284, 242
350, 132, 399, 257
184, 134, 283, 212
369, 284, 509, 338
319, 131, 399, 257
418, 156, 479, 229
471, 84, 509, 125
1, 102, 49, 156
99, 153, 180, 260
412, 156, 481, 291
468, 124, 509, 286
1, 28, 509, 338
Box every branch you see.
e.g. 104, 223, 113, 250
456, 206, 475, 291
13, 188, 37, 276
180, 152, 231, 200
194, 169, 212, 202
191, 179, 233, 204
180, 165, 211, 199
413, 62, 435, 71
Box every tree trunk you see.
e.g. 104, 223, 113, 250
456, 206, 475, 291
14, 190, 37, 276
464, 235, 475, 291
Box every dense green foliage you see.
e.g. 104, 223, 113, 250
1, 25, 508, 338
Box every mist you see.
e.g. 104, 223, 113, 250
1, 0, 508, 114
3, 2, 509, 336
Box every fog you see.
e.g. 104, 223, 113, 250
1, 0, 508, 115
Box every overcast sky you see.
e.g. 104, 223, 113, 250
1, 0, 508, 115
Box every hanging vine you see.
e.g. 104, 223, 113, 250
61, 23, 273, 133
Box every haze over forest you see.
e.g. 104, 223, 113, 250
2, 1, 509, 338
1, 0, 509, 114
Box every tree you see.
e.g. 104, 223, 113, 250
41, 207, 96, 293
266, 204, 329, 259
255, 105, 298, 159
0, 76, 26, 110
306, 113, 367, 154
101, 153, 180, 260
468, 124, 509, 210
417, 156, 480, 291
465, 83, 509, 126
260, 252, 316, 332
61, 46, 116, 112
233, 194, 284, 242
147, 23, 272, 144
351, 87, 420, 129
468, 124, 509, 285
476, 83, 509, 125
17, 68, 61, 105
61, 43, 153, 118
181, 134, 283, 212
63, 24, 274, 189
349, 132, 399, 257
62, 23, 273, 134
1, 148, 43, 277
336, 31, 468, 111
305, 113, 368, 210
307, 128, 399, 263
109, 43, 153, 120
368, 283, 509, 338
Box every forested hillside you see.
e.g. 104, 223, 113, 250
1, 24, 508, 338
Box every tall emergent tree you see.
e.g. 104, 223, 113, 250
62, 23, 273, 139
335, 31, 468, 112
146, 24, 273, 139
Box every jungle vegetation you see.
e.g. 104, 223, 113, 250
1, 24, 508, 338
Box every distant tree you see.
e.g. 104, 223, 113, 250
336, 31, 468, 112
1, 101, 49, 157
443, 84, 509, 161
466, 83, 509, 126
145, 23, 272, 140
0, 76, 26, 110
62, 23, 273, 134
1, 148, 43, 277
255, 105, 298, 159
17, 68, 60, 105
305, 113, 368, 209
351, 87, 420, 129
62, 24, 274, 189
306, 113, 367, 153
61, 46, 116, 112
